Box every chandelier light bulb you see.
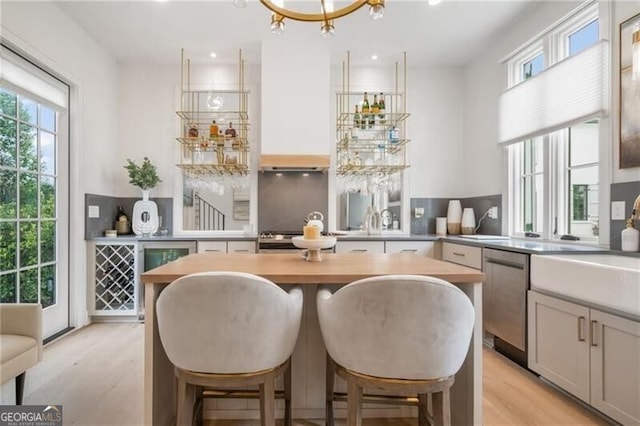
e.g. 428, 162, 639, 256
270, 15, 285, 35
369, 3, 384, 20
233, 0, 247, 8
321, 21, 335, 38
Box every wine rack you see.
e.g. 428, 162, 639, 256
335, 53, 410, 177
92, 243, 137, 314
176, 50, 250, 178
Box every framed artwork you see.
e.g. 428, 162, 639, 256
619, 13, 640, 169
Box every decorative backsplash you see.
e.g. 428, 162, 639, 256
85, 193, 173, 239
258, 172, 328, 232
410, 194, 502, 235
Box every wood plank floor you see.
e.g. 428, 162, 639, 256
23, 323, 610, 425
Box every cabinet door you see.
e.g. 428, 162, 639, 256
227, 241, 256, 254
528, 291, 590, 403
590, 309, 640, 426
385, 241, 434, 257
334, 241, 385, 254
197, 241, 227, 253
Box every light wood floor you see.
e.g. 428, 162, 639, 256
23, 323, 610, 425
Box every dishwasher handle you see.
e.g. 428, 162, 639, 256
483, 257, 525, 270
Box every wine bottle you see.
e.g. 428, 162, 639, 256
361, 92, 370, 114
378, 92, 386, 124
209, 120, 219, 139
115, 206, 128, 223
369, 94, 377, 128
353, 104, 361, 129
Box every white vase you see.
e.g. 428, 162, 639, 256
461, 208, 476, 235
132, 189, 159, 236
447, 200, 462, 235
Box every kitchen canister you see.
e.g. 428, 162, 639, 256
447, 200, 462, 235
461, 208, 476, 235
436, 217, 447, 236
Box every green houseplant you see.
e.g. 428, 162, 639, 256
124, 157, 161, 190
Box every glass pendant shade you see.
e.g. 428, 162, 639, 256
321, 21, 335, 38
270, 15, 285, 34
369, 3, 384, 20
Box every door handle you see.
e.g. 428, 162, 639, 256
590, 320, 598, 347
452, 252, 466, 257
351, 249, 368, 252
400, 249, 418, 253
577, 316, 585, 342
234, 249, 250, 253
205, 249, 222, 252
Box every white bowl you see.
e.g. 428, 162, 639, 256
292, 236, 337, 250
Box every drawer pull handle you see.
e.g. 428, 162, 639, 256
351, 249, 368, 252
590, 320, 598, 347
577, 316, 585, 342
401, 249, 418, 253
205, 249, 222, 252
234, 249, 250, 252
453, 252, 466, 257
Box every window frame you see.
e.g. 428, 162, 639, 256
506, 1, 601, 243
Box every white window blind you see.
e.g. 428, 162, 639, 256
498, 40, 608, 146
0, 46, 68, 111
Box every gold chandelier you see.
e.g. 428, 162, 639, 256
257, 0, 385, 37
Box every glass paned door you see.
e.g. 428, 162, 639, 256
0, 82, 69, 339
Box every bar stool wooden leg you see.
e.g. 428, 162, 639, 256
326, 354, 335, 426
260, 379, 276, 426
284, 358, 292, 426
432, 387, 451, 426
176, 376, 190, 426
418, 393, 429, 426
346, 376, 363, 426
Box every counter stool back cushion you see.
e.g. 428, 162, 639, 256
156, 271, 303, 425
317, 275, 475, 426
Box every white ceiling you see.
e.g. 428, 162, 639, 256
54, 0, 540, 67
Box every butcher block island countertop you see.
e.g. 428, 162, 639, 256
141, 253, 485, 426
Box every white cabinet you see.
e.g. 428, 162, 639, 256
197, 240, 257, 254
529, 290, 640, 425
197, 241, 227, 253
227, 241, 256, 253
441, 242, 482, 270
384, 241, 434, 257
335, 240, 385, 254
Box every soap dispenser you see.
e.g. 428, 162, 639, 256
621, 216, 639, 252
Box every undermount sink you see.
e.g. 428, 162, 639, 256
531, 254, 640, 317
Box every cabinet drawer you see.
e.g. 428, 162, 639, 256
442, 242, 482, 269
227, 241, 256, 254
197, 241, 227, 254
335, 241, 385, 254
385, 241, 435, 258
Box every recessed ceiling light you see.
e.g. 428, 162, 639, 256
302, 173, 309, 177
428, 0, 443, 5
275, 173, 283, 177
210, 52, 217, 59
371, 54, 378, 60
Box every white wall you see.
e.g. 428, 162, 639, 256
1, 1, 119, 328
462, 1, 581, 198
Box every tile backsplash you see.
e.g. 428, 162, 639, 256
610, 181, 640, 251
85, 193, 173, 239
410, 194, 502, 235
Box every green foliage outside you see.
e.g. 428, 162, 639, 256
0, 88, 56, 307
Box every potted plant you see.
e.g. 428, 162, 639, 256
124, 157, 162, 236
124, 157, 161, 194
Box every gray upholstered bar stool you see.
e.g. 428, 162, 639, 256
317, 275, 475, 426
156, 271, 303, 426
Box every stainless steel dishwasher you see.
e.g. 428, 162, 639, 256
482, 248, 530, 367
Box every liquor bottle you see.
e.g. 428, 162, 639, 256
115, 206, 128, 223
209, 120, 219, 139
188, 123, 198, 138
353, 104, 361, 129
378, 92, 386, 124
361, 92, 370, 114
389, 126, 399, 143
225, 122, 237, 139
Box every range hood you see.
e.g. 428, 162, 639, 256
259, 154, 330, 172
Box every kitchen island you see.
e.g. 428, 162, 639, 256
141, 252, 484, 425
